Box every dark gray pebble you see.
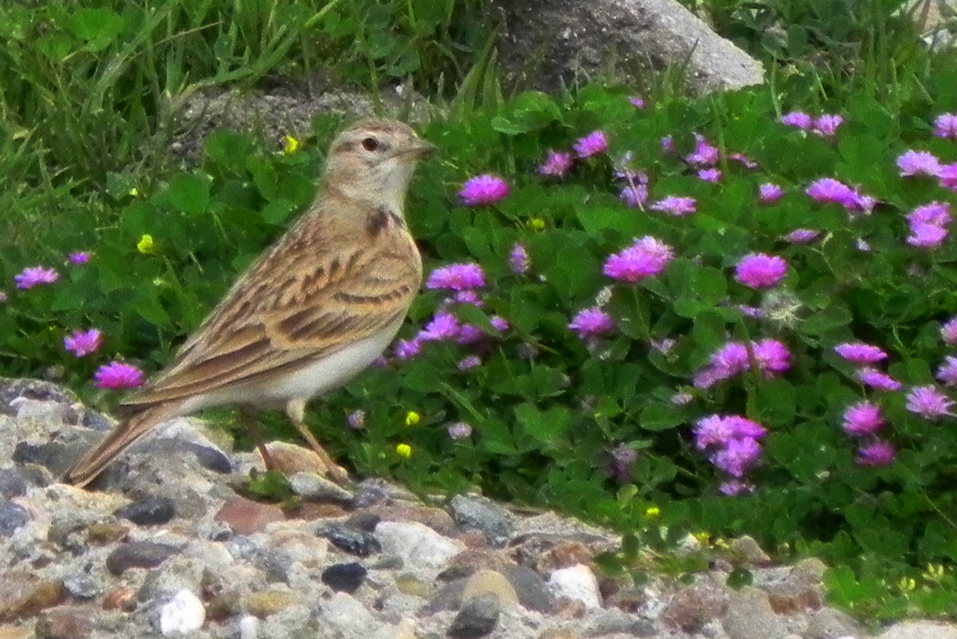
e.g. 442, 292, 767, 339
321, 562, 367, 593
114, 496, 176, 526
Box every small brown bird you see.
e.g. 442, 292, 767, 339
62, 119, 434, 487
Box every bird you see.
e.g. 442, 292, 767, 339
62, 118, 435, 488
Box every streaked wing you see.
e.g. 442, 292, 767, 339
121, 213, 421, 411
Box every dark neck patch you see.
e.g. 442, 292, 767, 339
367, 206, 403, 236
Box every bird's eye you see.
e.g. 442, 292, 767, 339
361, 137, 379, 152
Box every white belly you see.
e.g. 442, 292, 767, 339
175, 322, 401, 414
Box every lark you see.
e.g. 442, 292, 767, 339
62, 119, 434, 488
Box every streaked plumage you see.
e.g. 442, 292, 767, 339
63, 119, 433, 487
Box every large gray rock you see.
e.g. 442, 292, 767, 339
880, 620, 957, 639
494, 0, 764, 96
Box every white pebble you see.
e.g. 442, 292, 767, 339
159, 589, 205, 636
548, 563, 602, 608
238, 614, 260, 639
375, 521, 464, 570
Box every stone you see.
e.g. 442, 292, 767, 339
214, 496, 285, 535
288, 472, 354, 502
447, 593, 501, 638
319, 592, 378, 637
805, 607, 865, 639
316, 523, 382, 557
376, 521, 465, 571
34, 606, 94, 639
0, 469, 27, 499
720, 587, 788, 639
0, 573, 65, 623
449, 494, 515, 546
879, 621, 957, 639
322, 562, 368, 593
547, 564, 602, 609
158, 589, 206, 636
114, 496, 176, 526
500, 564, 555, 613
461, 570, 519, 608
0, 501, 29, 536
662, 580, 730, 633
493, 0, 764, 97
105, 541, 181, 576
730, 536, 771, 564
245, 590, 298, 618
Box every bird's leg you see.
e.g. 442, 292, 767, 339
238, 408, 276, 471
285, 398, 352, 485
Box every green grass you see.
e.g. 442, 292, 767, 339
3, 0, 957, 624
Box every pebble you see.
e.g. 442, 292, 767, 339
0, 501, 29, 536
114, 496, 176, 526
158, 589, 205, 636
105, 541, 181, 576
547, 564, 602, 609
317, 523, 382, 557
0, 382, 955, 639
321, 562, 368, 593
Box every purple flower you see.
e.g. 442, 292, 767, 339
933, 113, 957, 139
719, 480, 755, 496
907, 202, 952, 227
784, 229, 820, 243
857, 440, 896, 466
698, 168, 721, 182
709, 342, 750, 378
64, 329, 102, 358
629, 96, 645, 108
897, 150, 942, 177
936, 356, 957, 387
907, 223, 948, 248
620, 185, 648, 209
490, 316, 509, 332
660, 136, 674, 153
806, 178, 858, 207
603, 236, 674, 282
459, 174, 509, 206
729, 152, 758, 169
834, 343, 888, 366
856, 238, 871, 252
734, 253, 788, 289
448, 422, 473, 439
685, 134, 719, 166
395, 338, 422, 360
68, 252, 90, 264
607, 446, 639, 483
842, 401, 884, 436
453, 290, 483, 306
754, 339, 790, 374
759, 183, 784, 204
650, 337, 676, 354
906, 385, 955, 420
856, 368, 903, 391
712, 437, 763, 478
348, 410, 366, 429
940, 163, 957, 191
738, 305, 763, 318
569, 307, 614, 340
509, 243, 529, 274
419, 311, 460, 342
94, 362, 144, 389
573, 131, 608, 158
781, 111, 813, 129
650, 196, 696, 217
693, 414, 766, 451
456, 324, 484, 345
426, 263, 485, 291
14, 266, 59, 289
457, 355, 482, 370
539, 150, 574, 177
813, 114, 843, 137
941, 316, 957, 345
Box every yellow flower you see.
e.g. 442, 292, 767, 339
693, 531, 711, 545
282, 135, 300, 155
136, 234, 154, 254
899, 577, 916, 591
529, 218, 546, 231
404, 411, 420, 426
645, 506, 660, 518
924, 563, 945, 581
396, 443, 411, 458
129, 187, 140, 197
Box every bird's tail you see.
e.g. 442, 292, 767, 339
61, 406, 177, 488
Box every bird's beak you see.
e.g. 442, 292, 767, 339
405, 139, 437, 159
